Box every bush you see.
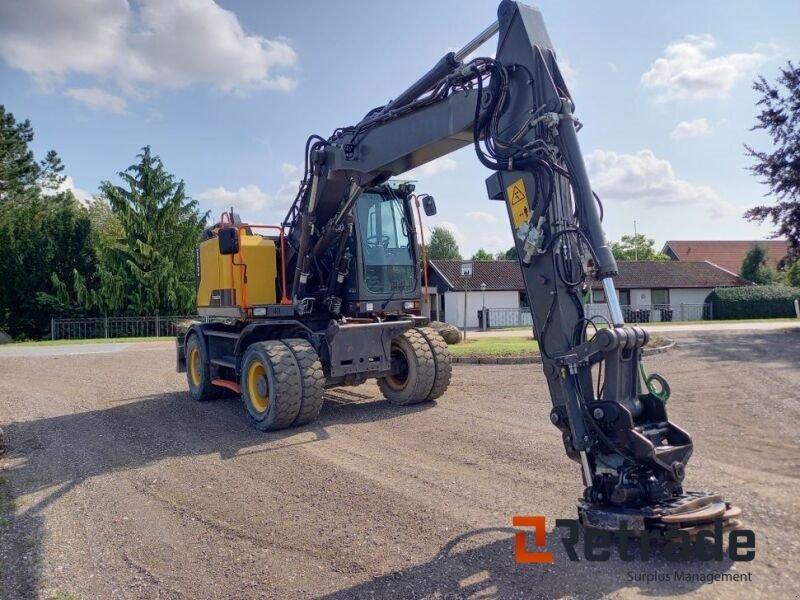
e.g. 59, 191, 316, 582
706, 285, 800, 319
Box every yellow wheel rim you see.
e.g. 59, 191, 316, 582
247, 361, 270, 413
189, 347, 202, 387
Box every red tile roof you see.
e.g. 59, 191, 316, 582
429, 259, 749, 291
662, 240, 789, 275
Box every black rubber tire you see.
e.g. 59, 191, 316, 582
283, 338, 326, 426
185, 334, 224, 402
417, 327, 452, 401
240, 341, 302, 431
377, 328, 435, 405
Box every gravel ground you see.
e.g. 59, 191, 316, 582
0, 330, 798, 599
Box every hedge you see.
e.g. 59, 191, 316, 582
706, 285, 800, 320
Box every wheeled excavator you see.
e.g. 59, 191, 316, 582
177, 0, 742, 536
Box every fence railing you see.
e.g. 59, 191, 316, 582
51, 315, 206, 340
483, 303, 712, 330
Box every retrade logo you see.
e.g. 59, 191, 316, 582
513, 516, 756, 563
512, 516, 554, 563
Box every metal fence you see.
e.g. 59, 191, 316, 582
51, 315, 206, 340
484, 303, 712, 329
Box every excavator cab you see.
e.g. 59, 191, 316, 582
341, 186, 422, 316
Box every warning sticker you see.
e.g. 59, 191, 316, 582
505, 178, 531, 229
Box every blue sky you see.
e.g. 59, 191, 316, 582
2, 0, 798, 257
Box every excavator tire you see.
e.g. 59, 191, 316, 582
378, 328, 435, 405
417, 327, 452, 401
186, 333, 225, 402
240, 340, 302, 431
283, 338, 326, 426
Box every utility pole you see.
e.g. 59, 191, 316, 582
460, 261, 473, 340
634, 220, 638, 261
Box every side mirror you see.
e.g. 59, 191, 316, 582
218, 227, 239, 255
422, 194, 437, 217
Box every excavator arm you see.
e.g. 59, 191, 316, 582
282, 0, 741, 532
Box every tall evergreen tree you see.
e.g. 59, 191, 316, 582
0, 106, 93, 338
77, 147, 207, 315
740, 244, 776, 284
0, 105, 64, 199
744, 61, 800, 258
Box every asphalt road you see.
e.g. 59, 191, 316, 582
1, 329, 798, 598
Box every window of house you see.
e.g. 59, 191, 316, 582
519, 292, 529, 308
618, 290, 630, 306
591, 288, 606, 303
652, 289, 670, 305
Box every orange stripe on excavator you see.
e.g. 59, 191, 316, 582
211, 378, 241, 394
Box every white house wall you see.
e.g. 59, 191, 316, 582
585, 287, 714, 322
669, 288, 713, 305
443, 290, 520, 328
631, 289, 651, 307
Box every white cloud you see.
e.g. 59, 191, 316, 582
197, 185, 274, 213
479, 233, 510, 254
585, 149, 735, 217
66, 87, 128, 114
406, 157, 457, 179
0, 0, 298, 102
197, 172, 302, 219
465, 210, 497, 224
670, 118, 712, 140
641, 34, 774, 101
281, 162, 302, 178
44, 175, 93, 205
558, 56, 577, 89
428, 221, 465, 249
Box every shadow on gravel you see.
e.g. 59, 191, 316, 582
673, 330, 800, 368
0, 390, 432, 597
319, 527, 735, 599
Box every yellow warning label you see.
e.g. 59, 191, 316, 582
505, 178, 531, 229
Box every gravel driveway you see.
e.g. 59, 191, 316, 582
1, 330, 798, 599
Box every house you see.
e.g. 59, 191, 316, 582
426, 259, 749, 328
425, 260, 527, 328
662, 240, 790, 276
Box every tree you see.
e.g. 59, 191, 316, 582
471, 248, 494, 261
427, 226, 461, 260
76, 147, 207, 315
0, 192, 95, 338
0, 105, 65, 199
744, 61, 800, 259
0, 106, 93, 338
497, 246, 518, 260
783, 258, 800, 287
610, 234, 669, 261
741, 244, 776, 284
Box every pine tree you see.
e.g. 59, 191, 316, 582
740, 244, 776, 284
77, 147, 207, 315
744, 61, 800, 258
0, 105, 65, 198
0, 106, 94, 338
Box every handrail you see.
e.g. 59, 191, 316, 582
412, 195, 429, 298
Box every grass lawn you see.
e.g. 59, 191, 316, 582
12, 336, 174, 346
449, 336, 539, 357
